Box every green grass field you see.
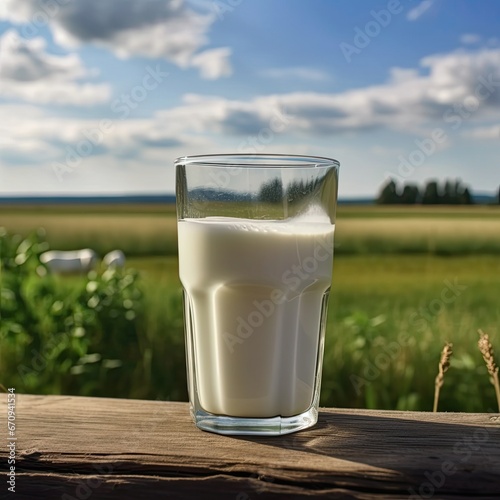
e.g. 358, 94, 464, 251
1, 204, 499, 412
2, 204, 500, 256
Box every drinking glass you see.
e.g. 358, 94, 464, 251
175, 154, 339, 435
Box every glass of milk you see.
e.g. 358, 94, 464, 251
175, 154, 339, 435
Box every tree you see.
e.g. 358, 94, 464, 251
459, 187, 473, 205
286, 177, 324, 203
286, 179, 305, 203
422, 180, 440, 204
443, 179, 455, 204
376, 178, 475, 205
376, 179, 400, 204
400, 184, 420, 204
259, 178, 283, 203
453, 179, 464, 204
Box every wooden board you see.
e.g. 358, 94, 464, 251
1, 395, 499, 499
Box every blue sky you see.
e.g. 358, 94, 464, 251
0, 0, 499, 198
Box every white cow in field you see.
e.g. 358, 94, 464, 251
103, 249, 126, 268
40, 249, 98, 274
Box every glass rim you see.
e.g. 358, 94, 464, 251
174, 153, 339, 169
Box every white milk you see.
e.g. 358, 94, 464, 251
178, 215, 334, 418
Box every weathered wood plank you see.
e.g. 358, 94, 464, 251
1, 395, 499, 499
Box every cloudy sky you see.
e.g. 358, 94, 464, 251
0, 0, 499, 198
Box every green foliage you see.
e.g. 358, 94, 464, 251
377, 179, 399, 204
378, 178, 473, 205
422, 180, 440, 204
2, 207, 500, 413
258, 178, 283, 204
0, 229, 147, 397
401, 184, 420, 204
4, 205, 500, 258
322, 255, 500, 413
258, 177, 326, 205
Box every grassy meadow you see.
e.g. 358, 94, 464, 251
1, 204, 500, 412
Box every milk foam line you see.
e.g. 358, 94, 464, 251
187, 215, 334, 235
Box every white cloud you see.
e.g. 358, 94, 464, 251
0, 103, 213, 194
0, 30, 110, 105
463, 125, 500, 140
189, 47, 232, 80
154, 47, 500, 137
0, 31, 83, 82
407, 0, 435, 21
389, 68, 420, 84
261, 67, 330, 82
370, 146, 404, 157
0, 0, 232, 79
0, 104, 188, 169
4, 45, 495, 156
461, 33, 481, 45
3, 46, 500, 152
3, 45, 500, 196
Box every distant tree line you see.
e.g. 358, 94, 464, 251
377, 179, 474, 205
259, 177, 323, 204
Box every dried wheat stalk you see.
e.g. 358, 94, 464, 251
478, 329, 500, 412
433, 342, 453, 412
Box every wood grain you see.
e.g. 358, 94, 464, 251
1, 395, 499, 499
